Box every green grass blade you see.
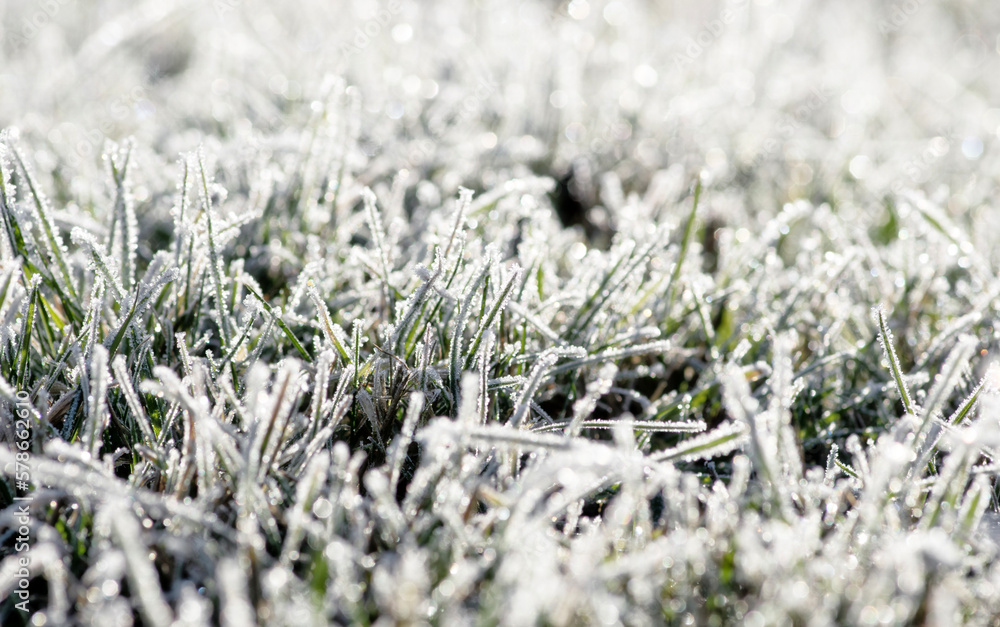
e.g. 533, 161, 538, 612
873, 305, 916, 416
664, 176, 702, 312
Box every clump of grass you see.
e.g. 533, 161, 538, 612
2, 1, 1000, 625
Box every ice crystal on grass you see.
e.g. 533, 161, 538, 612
2, 0, 1000, 624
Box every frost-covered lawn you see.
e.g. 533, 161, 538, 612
2, 0, 1000, 625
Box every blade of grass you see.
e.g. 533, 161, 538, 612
244, 284, 313, 362
664, 176, 702, 313
873, 305, 916, 416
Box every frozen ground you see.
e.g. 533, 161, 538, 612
1, 0, 1000, 625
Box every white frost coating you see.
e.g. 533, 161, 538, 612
105, 499, 175, 627
508, 349, 560, 428
82, 345, 111, 458
1, 2, 999, 623
650, 421, 748, 463
218, 558, 255, 627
